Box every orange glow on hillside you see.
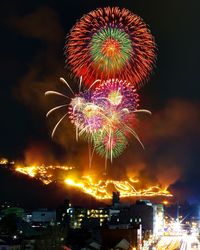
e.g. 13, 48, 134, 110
9, 164, 173, 200
15, 165, 74, 185
64, 175, 172, 200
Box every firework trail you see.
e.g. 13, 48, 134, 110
45, 78, 99, 139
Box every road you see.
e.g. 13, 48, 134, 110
155, 234, 199, 250
180, 234, 199, 250
156, 236, 181, 250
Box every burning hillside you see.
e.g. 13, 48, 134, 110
3, 162, 172, 200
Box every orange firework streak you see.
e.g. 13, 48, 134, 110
14, 165, 172, 200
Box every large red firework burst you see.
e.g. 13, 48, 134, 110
65, 7, 156, 88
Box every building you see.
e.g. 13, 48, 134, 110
56, 199, 71, 227
130, 200, 154, 235
112, 192, 120, 207
68, 207, 109, 229
0, 207, 25, 219
0, 239, 21, 250
101, 225, 142, 249
31, 209, 56, 227
68, 207, 87, 229
81, 208, 109, 229
153, 204, 164, 236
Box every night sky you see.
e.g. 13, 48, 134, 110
1, 0, 200, 206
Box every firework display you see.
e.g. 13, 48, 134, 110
46, 6, 156, 164
93, 129, 128, 160
66, 6, 156, 88
92, 78, 139, 119
90, 78, 142, 159
68, 90, 105, 134
46, 77, 150, 161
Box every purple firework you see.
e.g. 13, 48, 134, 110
68, 90, 105, 134
92, 79, 139, 115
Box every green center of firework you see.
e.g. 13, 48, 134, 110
90, 27, 132, 73
93, 130, 128, 160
